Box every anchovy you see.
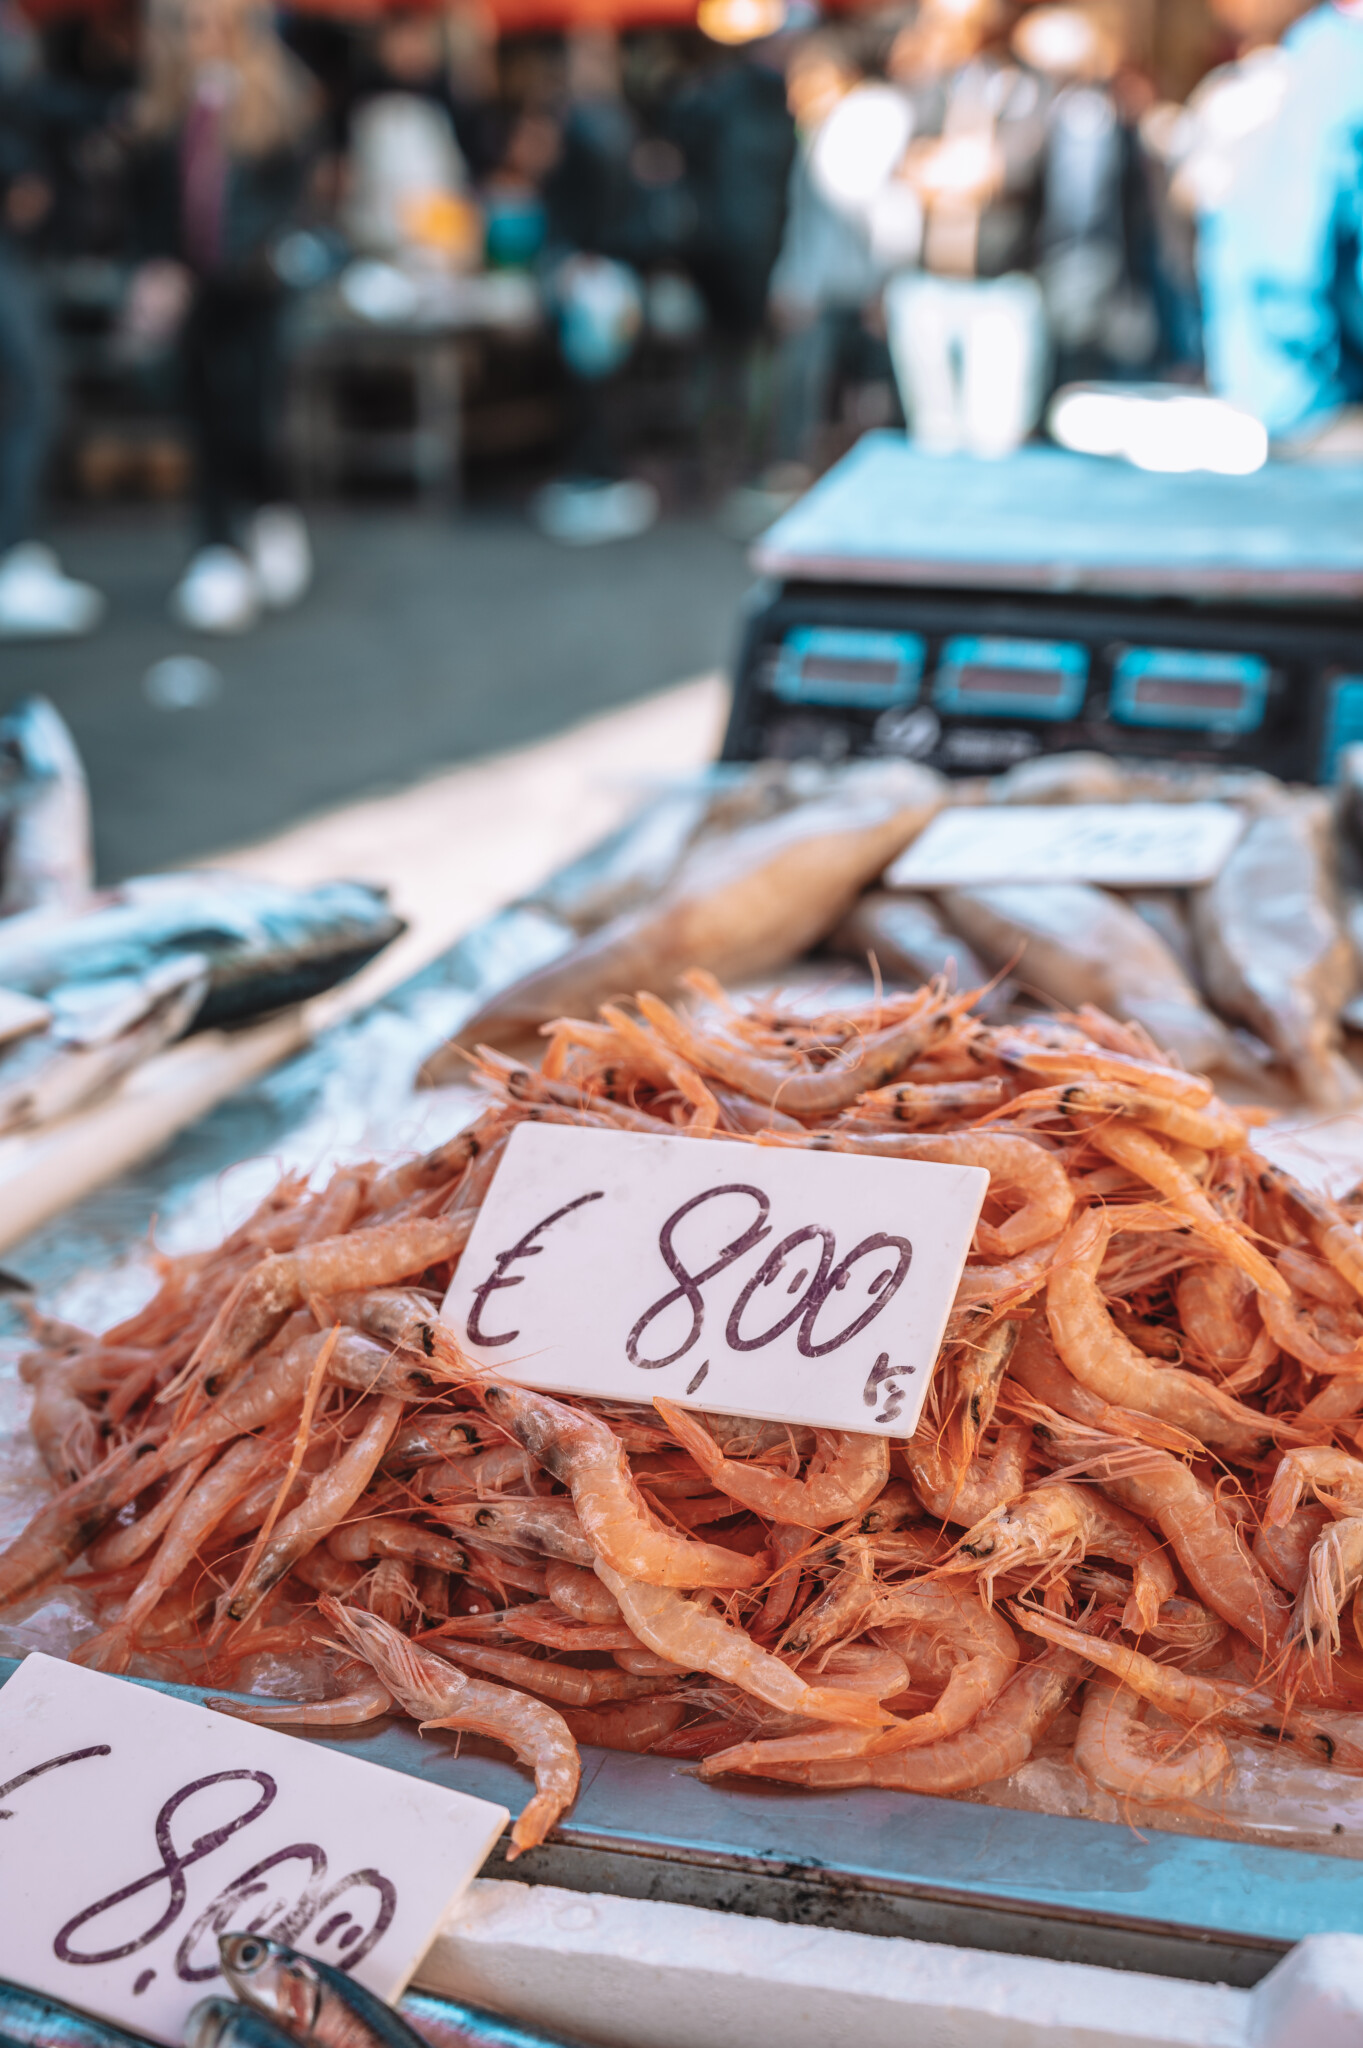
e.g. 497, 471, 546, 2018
0, 1978, 153, 2048
219, 1936, 590, 2048
0, 875, 403, 1033
184, 1999, 300, 2048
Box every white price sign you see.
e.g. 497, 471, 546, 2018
0, 1655, 508, 2047
885, 802, 1244, 889
440, 1124, 987, 1436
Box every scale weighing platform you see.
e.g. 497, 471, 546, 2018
723, 433, 1363, 782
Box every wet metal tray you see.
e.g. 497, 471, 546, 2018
0, 910, 1359, 1989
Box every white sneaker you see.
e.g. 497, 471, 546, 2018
0, 544, 104, 640
170, 546, 261, 634
247, 504, 312, 610
530, 478, 659, 546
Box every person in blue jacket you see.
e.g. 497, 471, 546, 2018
1199, 2, 1363, 446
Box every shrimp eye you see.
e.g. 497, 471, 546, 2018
475, 1508, 495, 1527
961, 1537, 995, 1559
238, 1942, 264, 1968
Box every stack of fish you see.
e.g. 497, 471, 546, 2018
0, 1936, 582, 2048
423, 750, 1363, 1114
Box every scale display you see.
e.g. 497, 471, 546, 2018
773, 627, 926, 710
1108, 648, 1270, 735
933, 637, 1089, 720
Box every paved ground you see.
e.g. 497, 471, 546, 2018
7, 506, 752, 881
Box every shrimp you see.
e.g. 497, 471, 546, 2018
1013, 1603, 1359, 1767
431, 1602, 637, 1652
653, 1401, 889, 1530
320, 1597, 579, 1856
1257, 1289, 1363, 1376
545, 1558, 623, 1624
208, 1668, 395, 1728
1297, 1519, 1363, 1659
28, 1363, 102, 1486
1045, 1082, 1249, 1156
597, 1004, 720, 1134
953, 1481, 1175, 1632
427, 1640, 679, 1708
385, 1413, 492, 1467
414, 1444, 533, 1500
0, 1432, 166, 1612
1175, 1266, 1269, 1374
1074, 1680, 1232, 1804
954, 1321, 1019, 1467
1082, 1123, 1286, 1298
991, 1035, 1214, 1107
759, 1129, 1073, 1259
637, 988, 954, 1115
593, 1562, 894, 1728
222, 1395, 404, 1623
1007, 1318, 1198, 1458
79, 1431, 284, 1673
1257, 1161, 1363, 1301
482, 1385, 766, 1590
715, 1647, 1083, 1791
434, 1498, 595, 1565
326, 1516, 470, 1573
1047, 1209, 1280, 1458
561, 1697, 686, 1753
1254, 1507, 1330, 1596
86, 1450, 216, 1572
167, 1218, 469, 1406
1266, 1446, 1363, 1527
840, 1078, 1007, 1127
1038, 1422, 1290, 1656
897, 1421, 1030, 1525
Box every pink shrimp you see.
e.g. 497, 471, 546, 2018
208, 1666, 395, 1728
482, 1384, 766, 1589
1075, 1680, 1232, 1804
434, 1498, 595, 1564
897, 1420, 1031, 1525
952, 1480, 1176, 1631
427, 1640, 679, 1707
653, 1400, 889, 1530
1082, 1123, 1286, 1298
320, 1596, 579, 1856
326, 1515, 470, 1572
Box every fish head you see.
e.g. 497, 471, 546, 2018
218, 1934, 321, 2034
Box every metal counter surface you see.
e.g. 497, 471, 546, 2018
1, 1657, 1358, 1989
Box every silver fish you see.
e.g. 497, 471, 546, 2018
422, 760, 945, 1072
0, 874, 402, 1031
0, 696, 94, 915
940, 882, 1240, 1074
184, 2000, 300, 2048
219, 1935, 589, 2048
830, 890, 1005, 1013
1192, 797, 1361, 1108
0, 954, 207, 1135
0, 1977, 154, 2048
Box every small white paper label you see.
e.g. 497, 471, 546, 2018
0, 1655, 508, 2047
885, 802, 1244, 889
440, 1123, 988, 1435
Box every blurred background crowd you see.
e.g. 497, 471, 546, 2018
0, 0, 1347, 638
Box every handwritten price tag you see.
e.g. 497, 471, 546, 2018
0, 1655, 508, 2047
441, 1124, 987, 1436
884, 802, 1244, 889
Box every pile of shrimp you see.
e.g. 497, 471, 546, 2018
12, 964, 1363, 1853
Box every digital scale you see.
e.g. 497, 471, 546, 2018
722, 434, 1363, 782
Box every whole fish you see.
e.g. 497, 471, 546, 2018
1192, 797, 1362, 1108
940, 882, 1241, 1074
421, 760, 945, 1072
0, 955, 207, 1135
219, 1935, 590, 2048
0, 875, 403, 1033
0, 1978, 153, 2048
830, 890, 1002, 1010
0, 696, 94, 915
185, 2000, 299, 2048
